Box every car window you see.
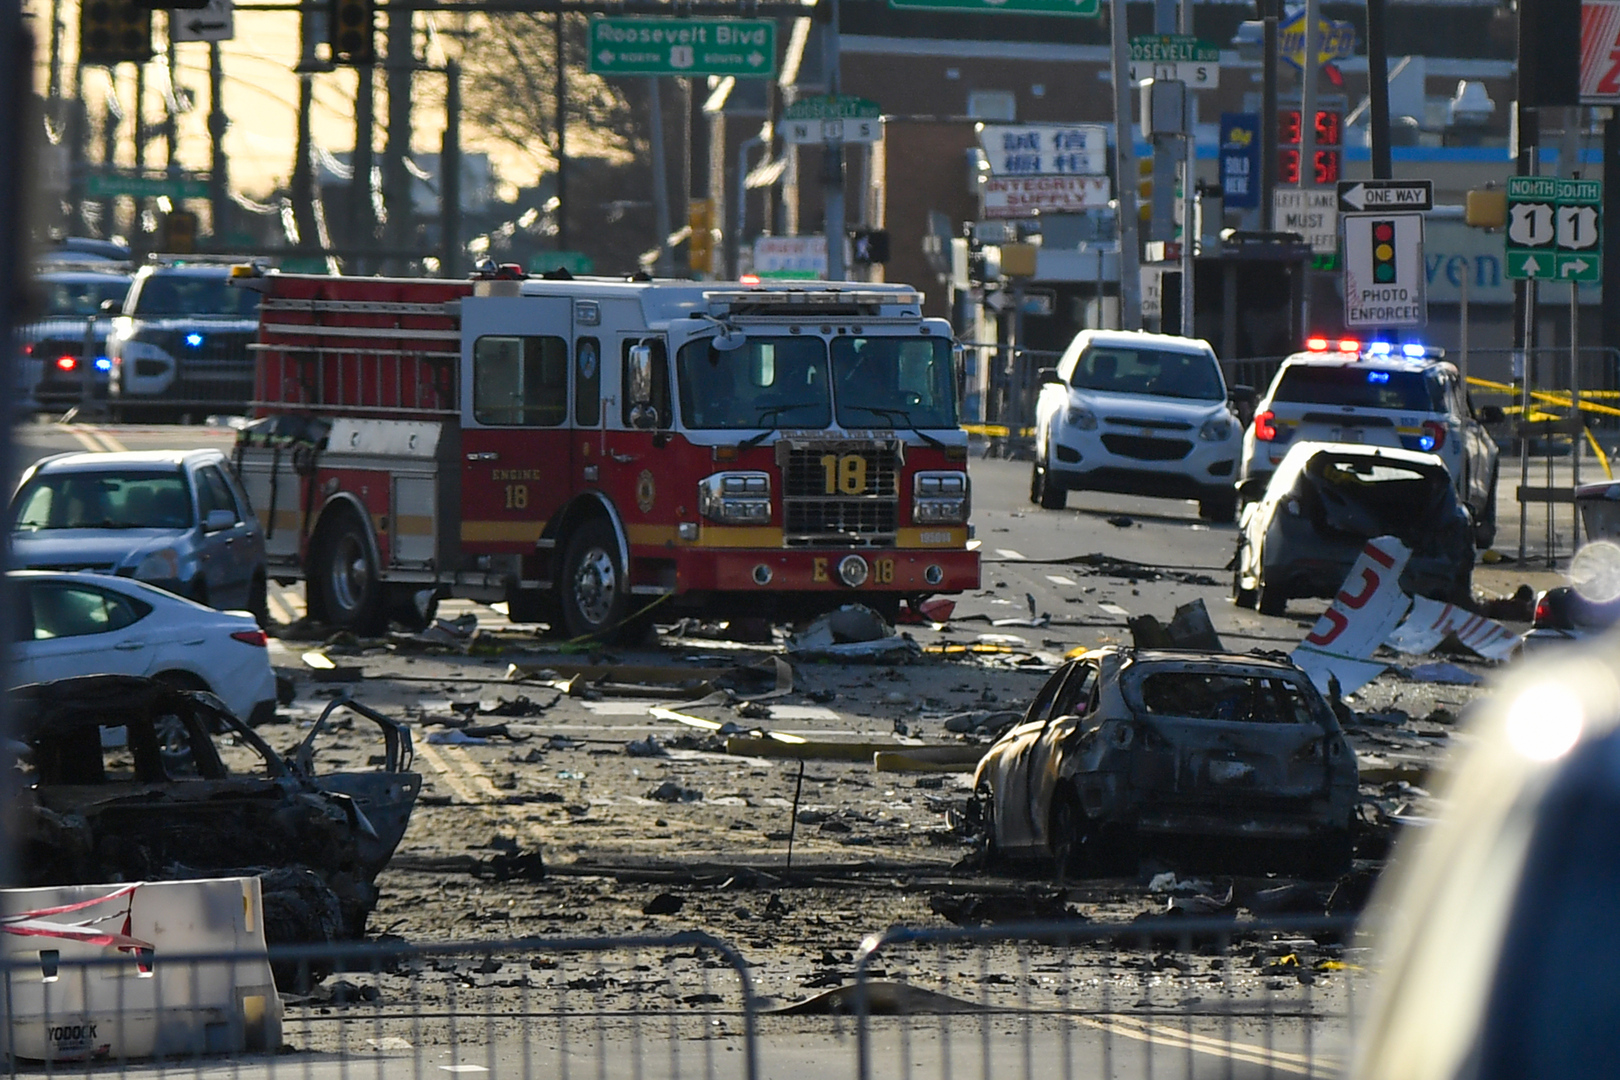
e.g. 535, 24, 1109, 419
42, 278, 130, 318
30, 583, 151, 639
473, 335, 569, 427
13, 470, 193, 530
1136, 672, 1315, 724
1271, 365, 1434, 411
1071, 347, 1224, 401
196, 466, 239, 522
1024, 663, 1070, 723
1046, 663, 1098, 721
131, 273, 261, 318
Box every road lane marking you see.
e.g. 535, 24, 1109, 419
268, 584, 302, 624
415, 741, 482, 805
61, 425, 108, 454
1044, 574, 1079, 586
1098, 603, 1129, 616
1087, 1014, 1332, 1075
994, 548, 1026, 560
89, 426, 129, 452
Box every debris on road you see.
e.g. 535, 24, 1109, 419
1127, 598, 1225, 651
788, 605, 921, 663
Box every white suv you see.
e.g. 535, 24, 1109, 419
1238, 341, 1503, 546
1030, 330, 1243, 521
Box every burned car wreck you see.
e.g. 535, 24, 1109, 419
971, 648, 1358, 878
11, 675, 421, 948
1234, 442, 1475, 616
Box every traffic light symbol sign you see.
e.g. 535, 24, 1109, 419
1371, 220, 1397, 283
330, 0, 376, 64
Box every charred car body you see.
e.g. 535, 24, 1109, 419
1234, 441, 1474, 616
12, 676, 420, 946
972, 648, 1358, 878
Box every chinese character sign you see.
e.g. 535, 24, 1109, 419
976, 125, 1108, 177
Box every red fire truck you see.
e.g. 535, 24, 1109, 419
232, 268, 979, 639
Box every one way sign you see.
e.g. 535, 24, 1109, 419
1337, 179, 1433, 213
171, 0, 234, 41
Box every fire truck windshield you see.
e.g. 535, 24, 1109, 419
676, 336, 831, 429
831, 336, 957, 430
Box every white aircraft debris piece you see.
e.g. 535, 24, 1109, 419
1291, 536, 1413, 695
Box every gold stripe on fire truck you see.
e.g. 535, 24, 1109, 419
461, 520, 548, 544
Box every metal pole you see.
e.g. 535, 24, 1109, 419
291, 6, 317, 248
1572, 279, 1581, 545
1259, 0, 1278, 228
732, 135, 761, 280
102, 73, 119, 239
1110, 0, 1141, 328
1366, 0, 1392, 178
208, 42, 229, 241
1459, 258, 1469, 387
648, 77, 672, 276
1181, 92, 1196, 336
555, 10, 567, 252
1300, 0, 1317, 189
822, 0, 844, 281
133, 62, 147, 257
164, 23, 178, 179
383, 0, 414, 271
349, 62, 375, 270
1517, 119, 1539, 564
441, 58, 461, 277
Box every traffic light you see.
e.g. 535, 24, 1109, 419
1371, 220, 1397, 283
80, 0, 151, 66
687, 199, 715, 277
162, 210, 198, 254
329, 0, 376, 65
1137, 158, 1153, 222
852, 228, 890, 265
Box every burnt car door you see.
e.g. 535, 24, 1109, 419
290, 697, 422, 876
996, 661, 1100, 852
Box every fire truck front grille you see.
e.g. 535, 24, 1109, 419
778, 441, 901, 548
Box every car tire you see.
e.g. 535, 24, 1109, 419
1049, 789, 1086, 884
1033, 447, 1067, 510
558, 519, 632, 641
248, 573, 270, 628
1198, 494, 1237, 523
1473, 466, 1499, 549
313, 509, 386, 635
1257, 580, 1287, 617
1233, 561, 1258, 609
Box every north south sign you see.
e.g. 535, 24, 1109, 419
588, 17, 776, 77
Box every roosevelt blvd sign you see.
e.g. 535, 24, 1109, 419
1128, 35, 1220, 89
1505, 175, 1602, 283
777, 96, 882, 144
588, 17, 775, 77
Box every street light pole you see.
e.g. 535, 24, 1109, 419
1110, 0, 1141, 328
822, 0, 844, 282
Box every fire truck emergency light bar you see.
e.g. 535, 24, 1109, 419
704, 288, 923, 318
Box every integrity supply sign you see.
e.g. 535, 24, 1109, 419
980, 175, 1110, 218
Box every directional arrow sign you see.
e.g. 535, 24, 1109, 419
1335, 179, 1432, 212
587, 17, 776, 77
1506, 175, 1603, 282
171, 0, 233, 42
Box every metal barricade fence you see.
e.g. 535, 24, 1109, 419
852, 917, 1365, 1080
0, 932, 759, 1079
1220, 356, 1287, 396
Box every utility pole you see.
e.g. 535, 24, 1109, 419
1259, 0, 1278, 228
349, 64, 375, 269
648, 77, 672, 275
291, 6, 317, 248
208, 42, 229, 240
383, 0, 414, 270
1366, 0, 1391, 178
441, 57, 461, 276
164, 22, 178, 180
554, 11, 567, 251
133, 62, 147, 256
1179, 0, 1194, 337
822, 0, 844, 281
1110, 0, 1141, 328
1300, 0, 1317, 187
47, 0, 63, 100
102, 78, 120, 238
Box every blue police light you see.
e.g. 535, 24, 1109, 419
1366, 341, 1392, 356
1367, 371, 1390, 384
94, 357, 111, 372
184, 332, 204, 348
1418, 435, 1436, 450
1402, 343, 1427, 358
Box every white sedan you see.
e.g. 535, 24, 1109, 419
9, 570, 278, 725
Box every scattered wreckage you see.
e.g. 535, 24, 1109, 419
971, 648, 1358, 879
1235, 442, 1475, 615
11, 675, 420, 951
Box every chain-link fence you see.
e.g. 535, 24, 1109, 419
852, 917, 1366, 1080
0, 931, 760, 1078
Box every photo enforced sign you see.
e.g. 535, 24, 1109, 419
1343, 212, 1426, 327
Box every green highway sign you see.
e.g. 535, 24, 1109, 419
85, 173, 209, 199
889, 0, 1098, 16
587, 17, 775, 77
1129, 34, 1221, 87
1506, 175, 1602, 283
529, 251, 595, 275
781, 96, 881, 121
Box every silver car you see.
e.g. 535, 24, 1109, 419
10, 449, 268, 620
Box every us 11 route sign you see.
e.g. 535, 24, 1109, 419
1505, 176, 1602, 283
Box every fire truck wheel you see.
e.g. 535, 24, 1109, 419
559, 520, 630, 640
314, 512, 386, 634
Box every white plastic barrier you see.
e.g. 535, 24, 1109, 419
0, 877, 282, 1062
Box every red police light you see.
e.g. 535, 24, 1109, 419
1337, 338, 1360, 354
1306, 337, 1330, 351
1255, 410, 1279, 441
56, 355, 77, 371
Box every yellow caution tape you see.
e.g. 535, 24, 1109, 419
1466, 376, 1620, 419
1588, 428, 1614, 480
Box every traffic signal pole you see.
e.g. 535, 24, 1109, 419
1109, 0, 1141, 328
383, 0, 414, 271
822, 0, 844, 282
